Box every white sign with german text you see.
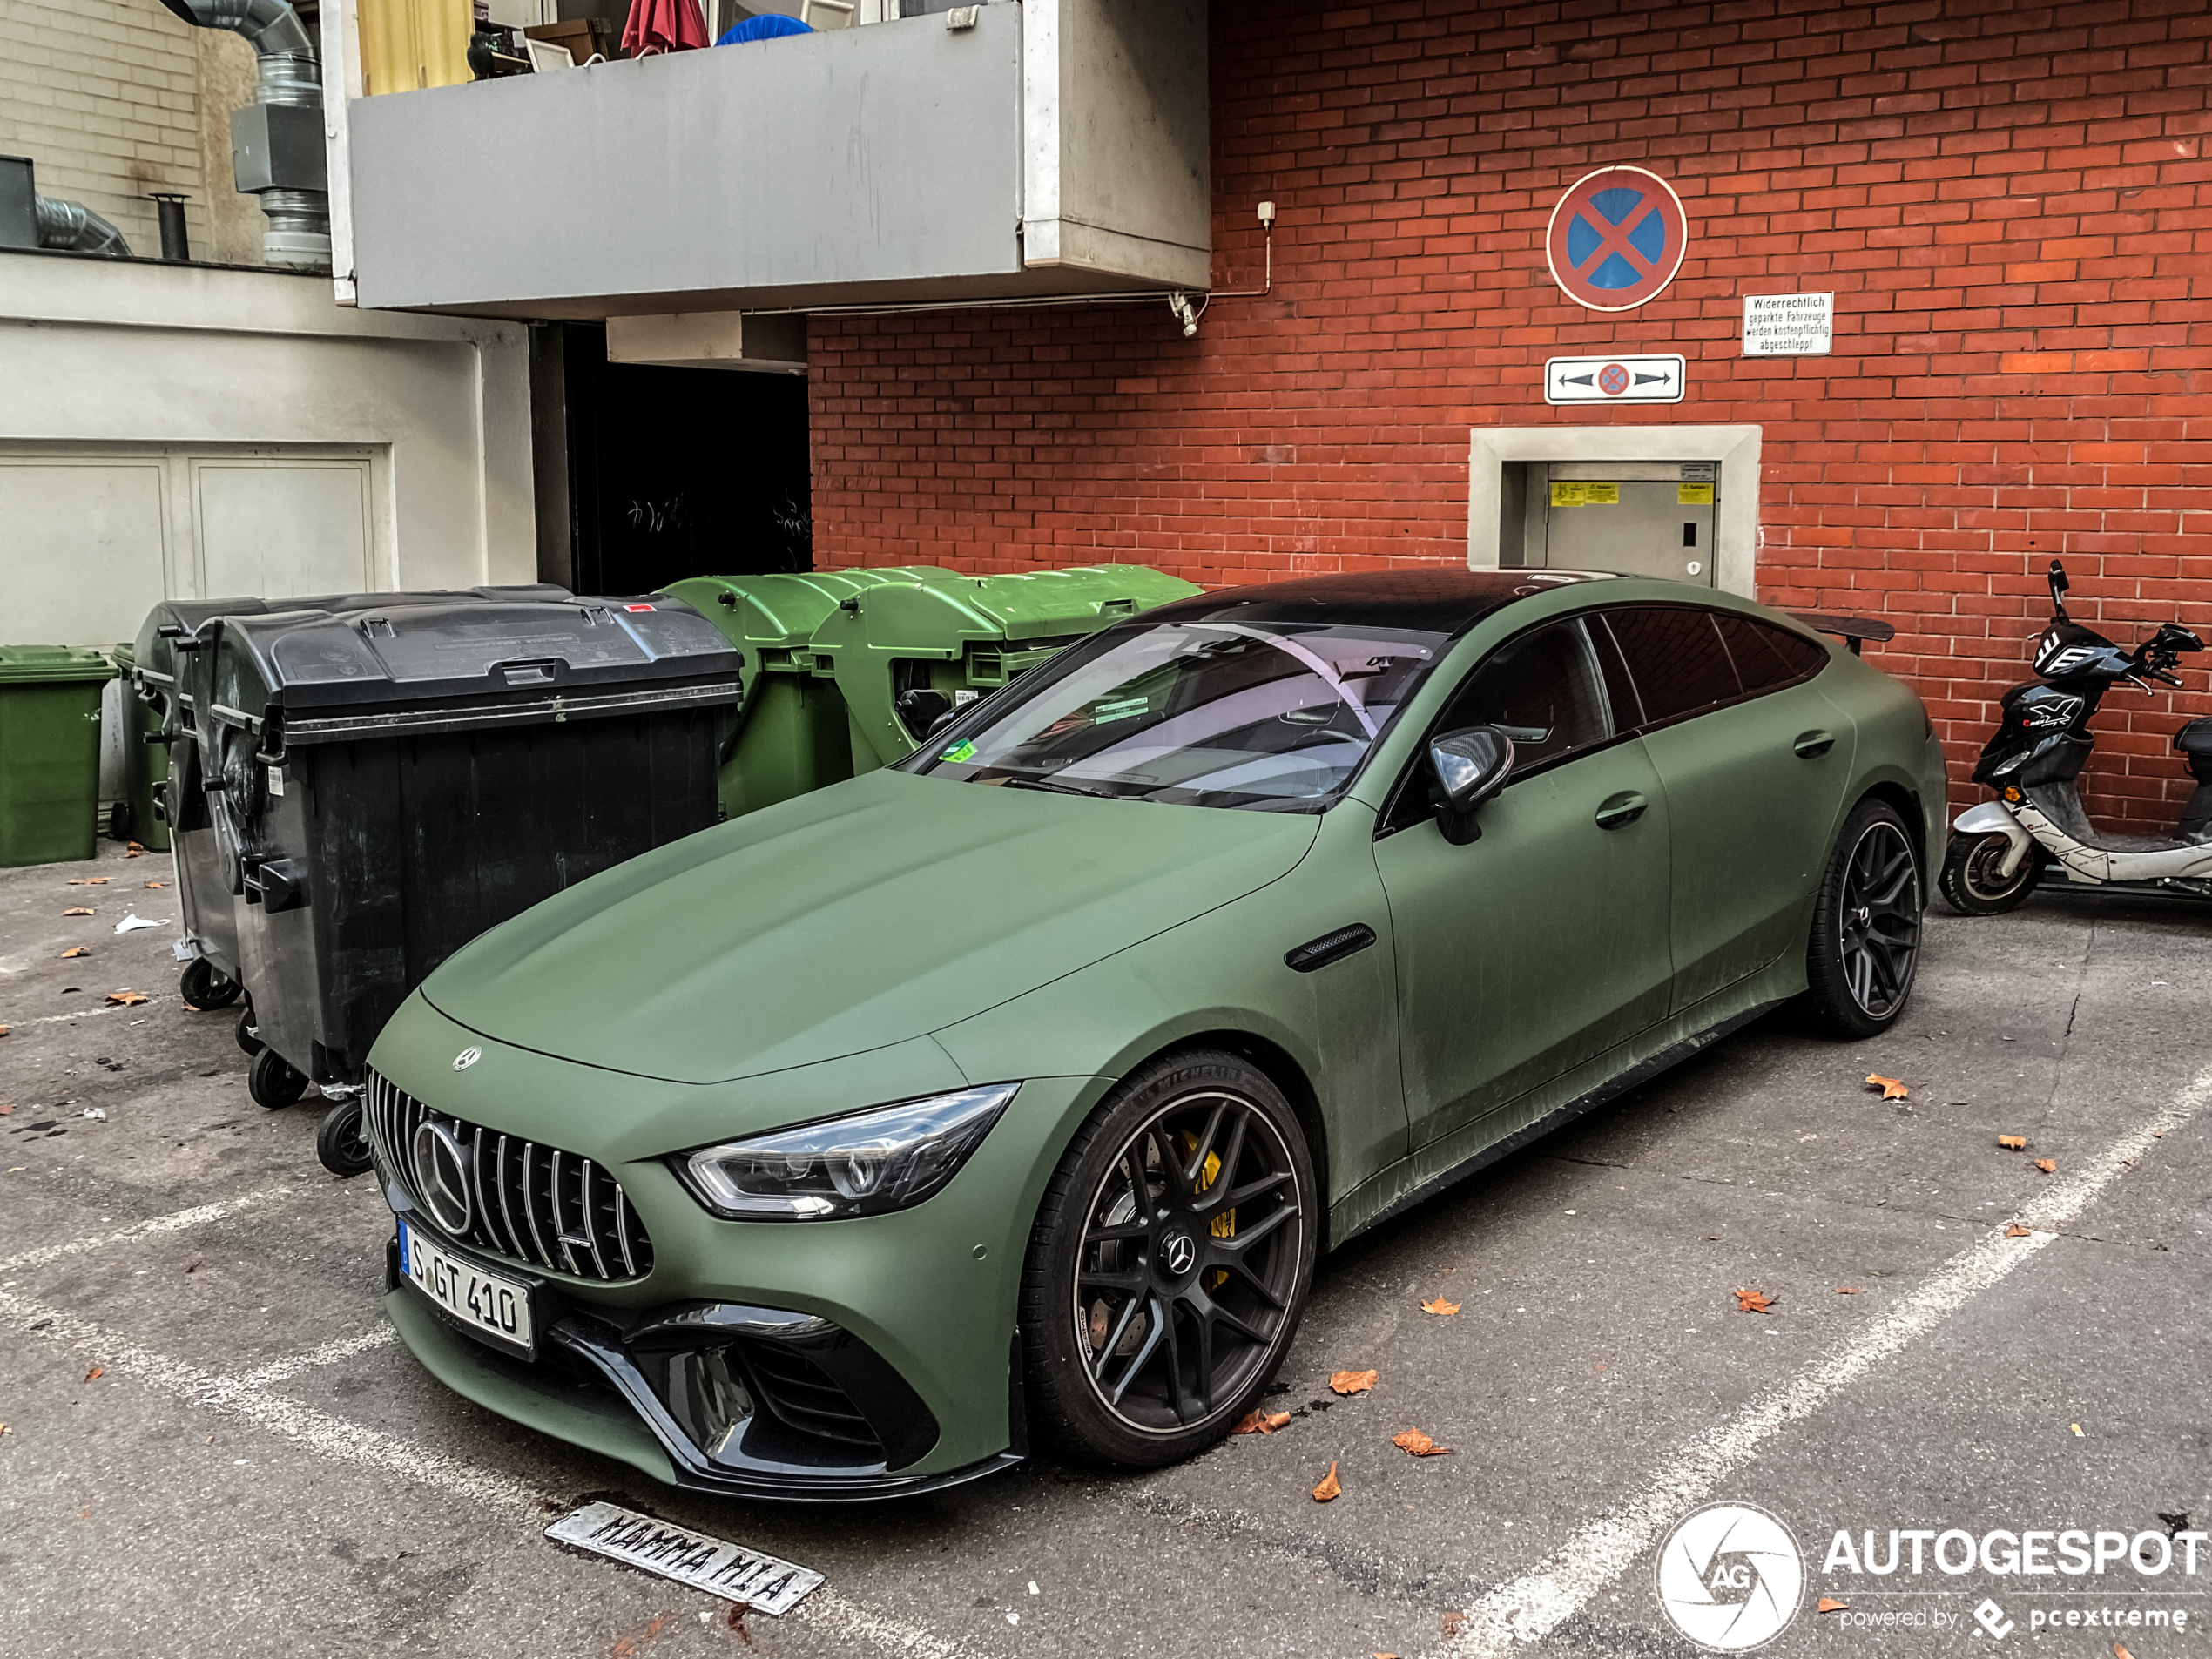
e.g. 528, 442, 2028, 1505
1743, 293, 1833, 356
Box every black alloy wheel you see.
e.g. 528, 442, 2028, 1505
1801, 799, 1924, 1040
314, 1100, 374, 1177
179, 956, 243, 1011
1938, 830, 2044, 916
1022, 1051, 1316, 1466
248, 1047, 310, 1109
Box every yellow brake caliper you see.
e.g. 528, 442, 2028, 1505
1182, 1130, 1234, 1287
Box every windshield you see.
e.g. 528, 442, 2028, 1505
907, 619, 1449, 810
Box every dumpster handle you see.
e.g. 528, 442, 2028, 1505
490, 658, 567, 688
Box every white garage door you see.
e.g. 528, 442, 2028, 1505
0, 447, 381, 647
194, 462, 374, 601
0, 460, 172, 648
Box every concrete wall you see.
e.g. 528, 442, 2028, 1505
0, 250, 536, 648
0, 0, 264, 264
807, 0, 2212, 838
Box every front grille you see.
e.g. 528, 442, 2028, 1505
368, 1069, 654, 1282
737, 1340, 882, 1450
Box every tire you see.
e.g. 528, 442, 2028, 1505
1938, 830, 2043, 916
1799, 799, 1925, 1040
248, 1047, 310, 1109
1019, 1049, 1318, 1468
235, 1002, 264, 1056
179, 957, 243, 1012
108, 800, 132, 843
314, 1100, 374, 1178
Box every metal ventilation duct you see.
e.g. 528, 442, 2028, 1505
155, 0, 331, 270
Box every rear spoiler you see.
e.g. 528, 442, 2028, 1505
1794, 613, 1896, 656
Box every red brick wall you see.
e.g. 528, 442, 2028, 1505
808, 0, 2212, 834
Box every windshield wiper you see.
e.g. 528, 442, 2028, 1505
997, 775, 1122, 799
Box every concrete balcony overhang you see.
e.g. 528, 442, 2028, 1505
339, 0, 1208, 322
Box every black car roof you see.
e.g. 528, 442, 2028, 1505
1144, 568, 1612, 637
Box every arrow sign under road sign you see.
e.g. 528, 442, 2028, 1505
1544, 354, 1687, 406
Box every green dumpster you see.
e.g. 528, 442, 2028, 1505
808, 564, 1204, 771
663, 564, 1203, 819
0, 646, 120, 867
111, 641, 171, 852
659, 568, 943, 819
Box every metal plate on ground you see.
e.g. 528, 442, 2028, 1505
544, 1501, 825, 1615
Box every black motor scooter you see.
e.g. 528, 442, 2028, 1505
1939, 560, 2209, 914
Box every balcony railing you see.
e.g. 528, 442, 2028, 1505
327, 0, 1209, 329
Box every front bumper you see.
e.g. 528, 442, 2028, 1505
382, 1244, 1022, 1501
366, 993, 1109, 1499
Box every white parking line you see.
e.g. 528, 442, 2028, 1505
1443, 1061, 2212, 1656
3, 1288, 991, 1658
238, 1325, 398, 1386
0, 1184, 300, 1274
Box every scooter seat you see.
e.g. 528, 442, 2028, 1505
2175, 717, 2212, 757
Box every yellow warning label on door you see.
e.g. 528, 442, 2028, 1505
1550, 482, 1620, 507
1677, 483, 1716, 505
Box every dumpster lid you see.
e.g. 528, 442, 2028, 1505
204, 597, 742, 721
0, 645, 120, 685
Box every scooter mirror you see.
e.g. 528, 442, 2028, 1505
2047, 559, 2070, 620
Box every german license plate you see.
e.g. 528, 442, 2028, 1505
398, 1218, 535, 1359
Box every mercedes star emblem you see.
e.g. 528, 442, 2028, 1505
411, 1119, 474, 1235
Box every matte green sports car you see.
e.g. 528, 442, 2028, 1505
365, 570, 1944, 1499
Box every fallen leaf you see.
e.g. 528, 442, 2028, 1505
1420, 1297, 1460, 1316
1817, 1596, 1849, 1614
2006, 1224, 2032, 1238
1734, 1288, 1774, 1314
205, 1434, 213, 1445
145, 881, 166, 889
0, 1027, 8, 1038
2071, 1423, 2084, 1437
1331, 1368, 1379, 1395
105, 991, 151, 1007
1835, 1286, 1864, 1295
0, 1106, 10, 1116
1998, 1135, 2027, 1150
608, 1614, 674, 1658
1594, 1362, 1607, 1372
125, 849, 141, 859
726, 1603, 752, 1646
1865, 1074, 1909, 1100
1373, 1653, 1399, 1659
59, 947, 89, 959
1312, 1460, 1341, 1501
67, 877, 110, 886
2034, 1159, 2056, 1175
1231, 1409, 1293, 1435
0, 1423, 11, 1436
64, 907, 93, 916
2116, 1642, 2136, 1659
1440, 1611, 1467, 1638
1392, 1427, 1455, 1457
83, 1366, 104, 1383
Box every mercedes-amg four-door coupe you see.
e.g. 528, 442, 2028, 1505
362, 570, 1943, 1498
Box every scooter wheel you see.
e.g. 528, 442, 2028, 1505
179, 957, 243, 1011
248, 1047, 310, 1110
1938, 831, 2043, 916
314, 1100, 374, 1178
236, 1003, 264, 1056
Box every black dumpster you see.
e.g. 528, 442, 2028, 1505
191, 593, 740, 1147
135, 588, 573, 1030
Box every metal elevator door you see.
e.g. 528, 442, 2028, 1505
1522, 461, 1717, 585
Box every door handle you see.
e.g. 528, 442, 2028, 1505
1595, 791, 1648, 830
1793, 730, 1836, 759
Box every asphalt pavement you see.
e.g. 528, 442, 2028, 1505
3, 835, 2209, 1658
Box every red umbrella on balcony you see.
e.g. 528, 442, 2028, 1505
622, 0, 707, 57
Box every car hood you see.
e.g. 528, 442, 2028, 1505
421, 767, 1320, 1085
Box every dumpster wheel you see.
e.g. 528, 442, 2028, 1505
248, 1048, 309, 1109
179, 957, 243, 1011
314, 1101, 373, 1178
236, 1003, 264, 1056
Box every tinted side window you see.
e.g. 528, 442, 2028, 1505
1602, 607, 1742, 726
1714, 612, 1829, 694
1434, 617, 1630, 772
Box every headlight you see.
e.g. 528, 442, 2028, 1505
675, 1083, 1019, 1221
